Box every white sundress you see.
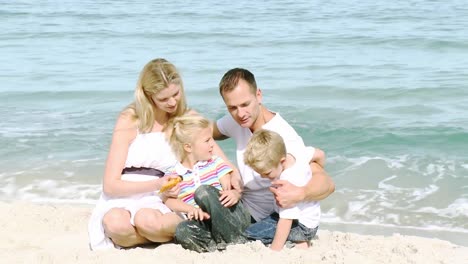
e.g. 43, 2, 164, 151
88, 132, 177, 250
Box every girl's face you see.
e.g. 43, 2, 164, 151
151, 83, 181, 114
190, 127, 215, 161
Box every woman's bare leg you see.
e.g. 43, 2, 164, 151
134, 208, 183, 242
102, 208, 149, 248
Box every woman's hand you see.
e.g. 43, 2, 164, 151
186, 207, 210, 221
159, 176, 181, 199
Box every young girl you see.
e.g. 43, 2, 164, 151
164, 114, 251, 252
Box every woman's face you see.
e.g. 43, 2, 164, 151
151, 83, 182, 114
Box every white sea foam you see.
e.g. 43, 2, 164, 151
416, 198, 468, 218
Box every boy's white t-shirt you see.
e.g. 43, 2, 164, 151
216, 112, 315, 221
277, 156, 320, 228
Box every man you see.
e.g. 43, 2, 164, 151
174, 68, 334, 252
213, 68, 335, 222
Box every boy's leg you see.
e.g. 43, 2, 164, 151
294, 241, 310, 249
243, 213, 280, 245
288, 222, 318, 246
194, 185, 251, 244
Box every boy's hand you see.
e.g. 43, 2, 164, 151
219, 189, 241, 207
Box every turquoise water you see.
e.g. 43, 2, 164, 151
1, 1, 467, 245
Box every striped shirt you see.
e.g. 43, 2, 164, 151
166, 156, 232, 207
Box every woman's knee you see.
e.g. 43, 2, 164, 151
133, 208, 166, 233
102, 208, 133, 236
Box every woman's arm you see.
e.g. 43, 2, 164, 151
102, 113, 167, 197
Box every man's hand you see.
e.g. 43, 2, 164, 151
219, 189, 241, 207
270, 180, 305, 208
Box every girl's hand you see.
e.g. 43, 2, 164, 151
186, 207, 210, 221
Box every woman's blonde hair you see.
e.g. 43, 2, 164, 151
123, 58, 188, 133
244, 129, 286, 173
167, 114, 211, 161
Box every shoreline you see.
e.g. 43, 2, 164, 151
1, 201, 467, 263
320, 222, 468, 248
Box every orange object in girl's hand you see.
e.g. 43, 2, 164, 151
159, 176, 183, 193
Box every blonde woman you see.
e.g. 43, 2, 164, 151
88, 59, 235, 250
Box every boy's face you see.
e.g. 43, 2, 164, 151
257, 162, 283, 181
191, 127, 214, 161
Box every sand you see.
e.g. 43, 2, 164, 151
1, 201, 467, 264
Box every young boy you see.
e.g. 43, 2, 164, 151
243, 129, 323, 251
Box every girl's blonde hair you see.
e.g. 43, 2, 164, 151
244, 129, 286, 173
123, 58, 188, 133
167, 114, 211, 161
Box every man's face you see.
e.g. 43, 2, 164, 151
222, 79, 262, 130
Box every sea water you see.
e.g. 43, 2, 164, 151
1, 0, 467, 245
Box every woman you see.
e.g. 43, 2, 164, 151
88, 58, 213, 250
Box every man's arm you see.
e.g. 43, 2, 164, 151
212, 121, 228, 140
270, 162, 335, 208
212, 120, 243, 192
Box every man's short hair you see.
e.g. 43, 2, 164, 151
219, 68, 257, 97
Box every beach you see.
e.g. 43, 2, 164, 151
2, 201, 466, 264
2, 1, 468, 263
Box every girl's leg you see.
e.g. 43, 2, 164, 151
244, 213, 279, 245
175, 219, 218, 252
194, 185, 251, 244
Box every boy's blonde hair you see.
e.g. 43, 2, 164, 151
244, 129, 286, 173
167, 114, 211, 161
